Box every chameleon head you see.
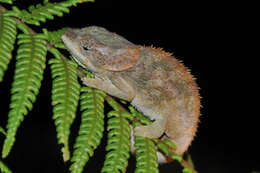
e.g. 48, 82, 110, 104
62, 26, 140, 72
61, 27, 107, 73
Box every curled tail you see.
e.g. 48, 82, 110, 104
165, 81, 200, 156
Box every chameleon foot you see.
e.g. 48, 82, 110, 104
134, 119, 166, 139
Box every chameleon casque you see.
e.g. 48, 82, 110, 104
61, 26, 200, 161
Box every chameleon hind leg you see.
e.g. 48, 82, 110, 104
134, 118, 167, 138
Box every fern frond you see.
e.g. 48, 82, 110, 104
70, 87, 106, 173
0, 14, 17, 82
43, 28, 66, 49
49, 48, 80, 162
3, 0, 94, 26
156, 137, 196, 173
27, 2, 70, 25
134, 136, 159, 173
155, 139, 181, 162
0, 0, 12, 4
183, 167, 194, 173
0, 126, 6, 135
0, 160, 12, 173
101, 110, 133, 173
128, 106, 151, 126
186, 153, 195, 170
130, 105, 159, 172
2, 33, 47, 158
67, 0, 95, 5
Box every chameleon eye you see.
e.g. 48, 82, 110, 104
82, 45, 89, 51
80, 41, 91, 51
80, 39, 96, 51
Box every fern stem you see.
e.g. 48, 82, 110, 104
181, 159, 197, 173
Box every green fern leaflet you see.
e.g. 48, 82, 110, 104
2, 0, 94, 26
101, 110, 133, 173
49, 49, 80, 162
0, 160, 12, 173
134, 136, 159, 173
70, 87, 106, 173
43, 28, 66, 49
0, 0, 12, 4
0, 14, 17, 82
0, 126, 6, 135
2, 33, 47, 158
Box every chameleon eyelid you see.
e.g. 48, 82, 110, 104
82, 45, 89, 51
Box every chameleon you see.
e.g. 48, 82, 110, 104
61, 26, 200, 160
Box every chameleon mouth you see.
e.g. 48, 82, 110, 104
71, 55, 88, 68
61, 34, 88, 67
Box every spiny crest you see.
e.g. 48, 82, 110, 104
148, 45, 173, 57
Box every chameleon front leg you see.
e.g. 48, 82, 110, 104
81, 72, 166, 139
80, 75, 135, 101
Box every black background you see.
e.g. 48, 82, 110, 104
0, 0, 257, 173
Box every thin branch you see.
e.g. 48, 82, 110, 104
181, 159, 198, 173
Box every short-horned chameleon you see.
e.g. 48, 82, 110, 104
61, 26, 200, 158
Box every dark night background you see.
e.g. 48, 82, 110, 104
0, 1, 257, 173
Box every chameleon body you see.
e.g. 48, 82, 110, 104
61, 26, 200, 157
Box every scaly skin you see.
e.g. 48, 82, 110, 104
61, 26, 200, 157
